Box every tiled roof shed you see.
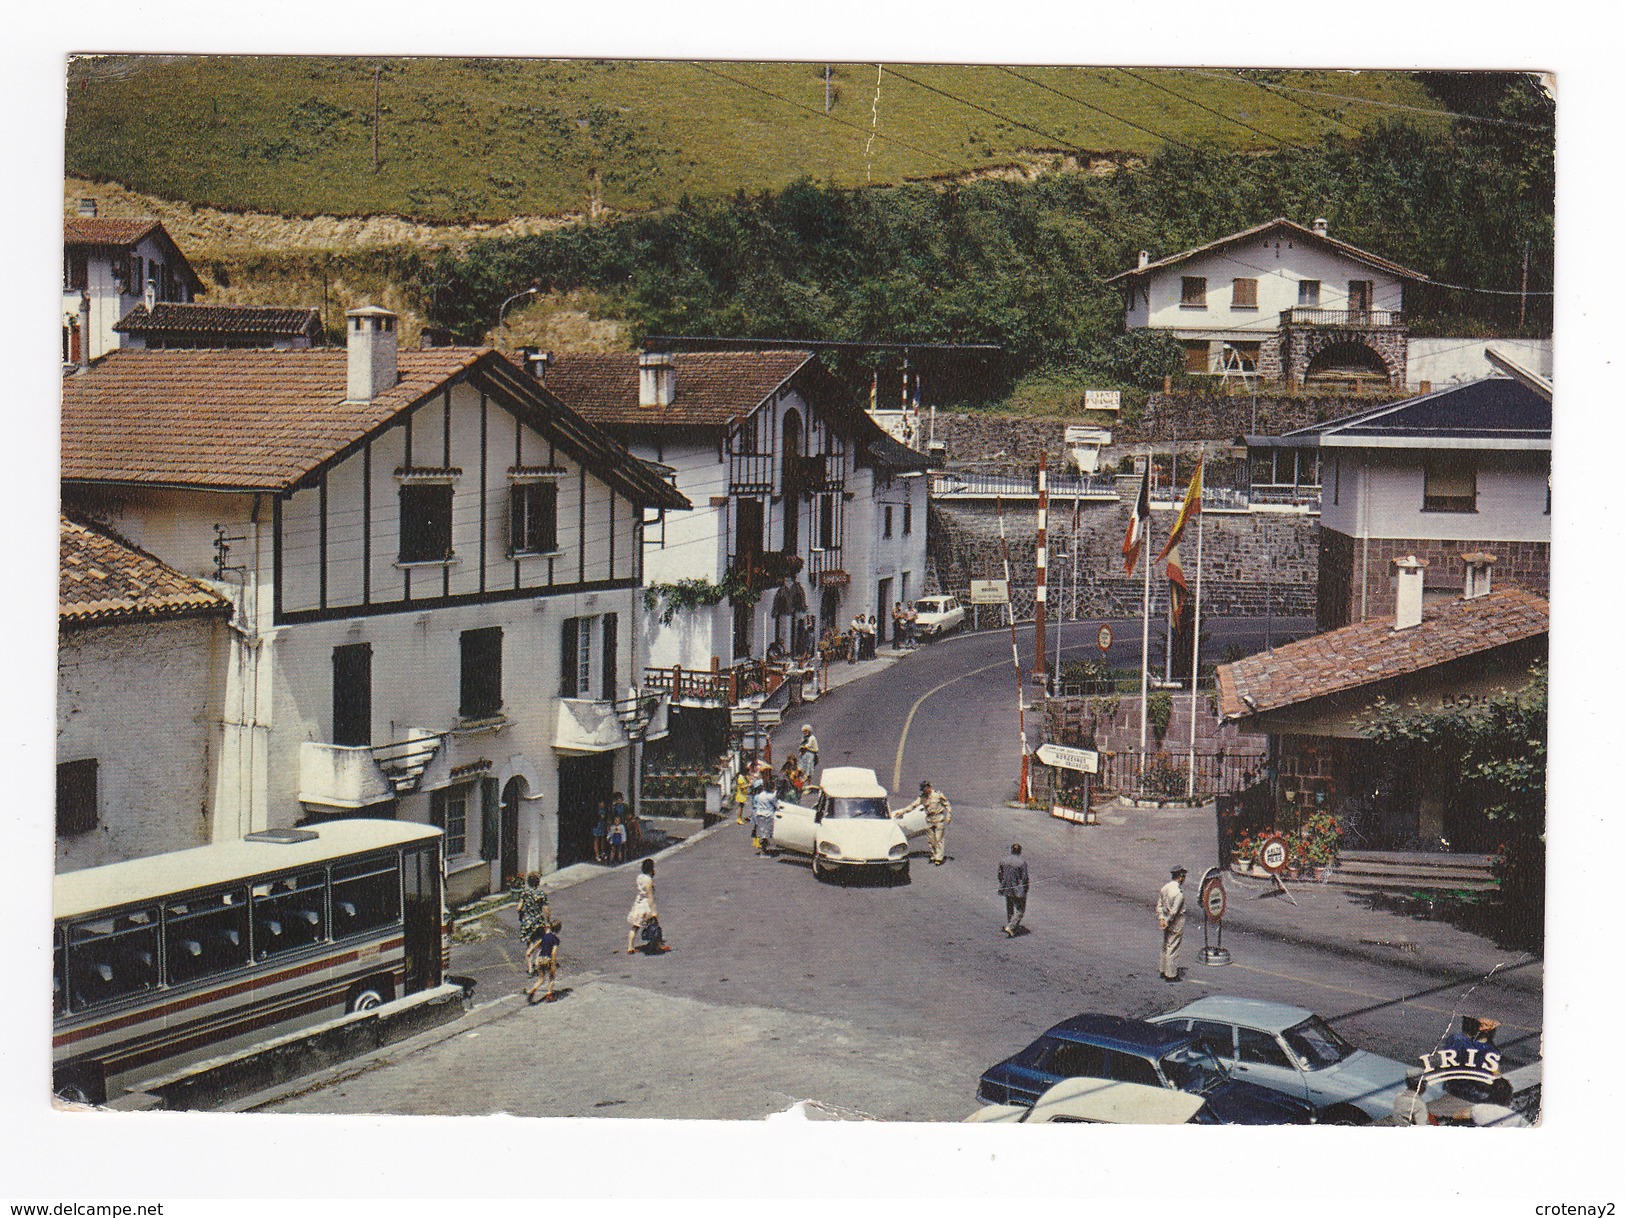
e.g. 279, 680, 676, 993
60, 515, 231, 628
60, 347, 688, 511
1215, 587, 1549, 723
114, 303, 323, 341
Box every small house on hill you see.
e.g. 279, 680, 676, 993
63, 200, 203, 364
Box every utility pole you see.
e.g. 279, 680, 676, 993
372, 66, 381, 174
825, 64, 832, 114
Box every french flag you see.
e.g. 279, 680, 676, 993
1121, 467, 1151, 574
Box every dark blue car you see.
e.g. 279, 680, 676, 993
978, 1014, 1316, 1125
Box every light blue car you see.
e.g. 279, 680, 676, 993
1148, 996, 1415, 1124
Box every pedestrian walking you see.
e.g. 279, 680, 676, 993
904, 602, 919, 649
526, 919, 562, 1003
901, 780, 952, 865
750, 776, 780, 856
625, 859, 669, 953
518, 872, 551, 972
734, 770, 751, 825
998, 843, 1029, 937
591, 800, 609, 863
1157, 865, 1188, 981
798, 724, 820, 782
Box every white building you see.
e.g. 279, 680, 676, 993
63, 200, 202, 364
57, 516, 234, 873
61, 309, 689, 901
1107, 217, 1427, 388
541, 350, 930, 679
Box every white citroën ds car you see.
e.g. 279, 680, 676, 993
772, 766, 929, 881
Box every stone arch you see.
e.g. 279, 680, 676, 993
1303, 337, 1393, 383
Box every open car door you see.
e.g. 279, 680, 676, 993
897, 800, 929, 839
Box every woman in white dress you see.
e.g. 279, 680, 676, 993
626, 858, 660, 953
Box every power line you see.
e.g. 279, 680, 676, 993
1114, 67, 1315, 153
1183, 69, 1553, 133
1183, 68, 1365, 138
687, 63, 962, 173
991, 66, 1202, 155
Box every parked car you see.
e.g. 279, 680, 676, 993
966, 1077, 1214, 1125
912, 595, 966, 637
772, 766, 928, 881
1148, 996, 1416, 1124
977, 1014, 1316, 1125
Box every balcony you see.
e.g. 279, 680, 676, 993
1280, 307, 1405, 329
299, 730, 443, 808
728, 450, 774, 495
554, 692, 669, 753
644, 661, 786, 708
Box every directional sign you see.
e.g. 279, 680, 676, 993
1035, 743, 1099, 773
1085, 389, 1121, 414
1096, 624, 1113, 655
970, 579, 1009, 605
729, 705, 783, 727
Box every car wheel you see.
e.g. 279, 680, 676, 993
1321, 1105, 1369, 1126
346, 980, 391, 1013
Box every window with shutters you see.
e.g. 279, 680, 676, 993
1423, 460, 1477, 513
57, 759, 98, 836
430, 783, 471, 857
1183, 341, 1211, 375
562, 616, 602, 699
1298, 279, 1321, 307
1180, 276, 1207, 308
1231, 277, 1258, 309
332, 643, 372, 746
399, 483, 454, 563
883, 505, 894, 539
459, 627, 503, 719
903, 502, 913, 536
509, 481, 558, 556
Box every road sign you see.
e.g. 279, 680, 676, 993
970, 579, 1009, 605
729, 705, 783, 727
1258, 834, 1290, 875
1096, 623, 1113, 655
1035, 743, 1099, 773
1084, 389, 1121, 414
1200, 876, 1227, 921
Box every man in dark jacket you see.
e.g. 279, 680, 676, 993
998, 843, 1030, 937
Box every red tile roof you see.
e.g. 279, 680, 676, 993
114, 303, 323, 339
60, 515, 231, 627
62, 347, 488, 490
545, 351, 813, 428
64, 217, 161, 248
1215, 587, 1549, 721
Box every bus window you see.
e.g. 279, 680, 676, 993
330, 856, 401, 939
68, 909, 159, 1009
252, 871, 327, 958
165, 888, 250, 985
53, 927, 66, 1016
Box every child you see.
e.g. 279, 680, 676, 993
526, 919, 562, 1004
607, 809, 627, 864
735, 771, 750, 825
591, 801, 608, 863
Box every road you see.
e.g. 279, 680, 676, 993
267, 620, 1541, 1122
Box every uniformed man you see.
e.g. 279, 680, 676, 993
902, 780, 953, 865
1157, 865, 1188, 981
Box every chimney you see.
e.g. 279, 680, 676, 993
1391, 555, 1428, 630
1138, 250, 1150, 270
1460, 551, 1497, 600
345, 305, 399, 403
522, 348, 550, 384
1312, 217, 1328, 237
77, 198, 97, 218
638, 350, 676, 408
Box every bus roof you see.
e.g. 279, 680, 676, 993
55, 821, 443, 921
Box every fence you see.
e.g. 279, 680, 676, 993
1088, 749, 1268, 801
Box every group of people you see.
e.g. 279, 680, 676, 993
590, 792, 638, 865
847, 613, 880, 662
890, 601, 920, 650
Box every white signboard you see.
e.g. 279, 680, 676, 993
970, 579, 1010, 605
1084, 389, 1121, 414
1036, 743, 1100, 773
729, 705, 783, 727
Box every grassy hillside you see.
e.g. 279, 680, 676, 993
65, 57, 1449, 221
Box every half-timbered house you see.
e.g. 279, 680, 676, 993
61, 307, 689, 898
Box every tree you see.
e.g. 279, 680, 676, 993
1360, 664, 1546, 944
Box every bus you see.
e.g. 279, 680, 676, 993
53, 820, 451, 1106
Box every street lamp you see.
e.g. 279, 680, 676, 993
497, 286, 540, 350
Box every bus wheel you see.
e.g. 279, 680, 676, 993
346, 979, 393, 1013
53, 1064, 104, 1106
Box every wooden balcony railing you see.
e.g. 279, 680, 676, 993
644, 661, 787, 707
1279, 307, 1405, 328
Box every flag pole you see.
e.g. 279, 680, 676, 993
1187, 490, 1206, 797
1138, 447, 1152, 777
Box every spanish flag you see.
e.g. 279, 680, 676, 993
1155, 457, 1204, 566
1121, 467, 1151, 574
1166, 542, 1190, 628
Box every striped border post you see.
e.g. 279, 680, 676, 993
1033, 449, 1048, 687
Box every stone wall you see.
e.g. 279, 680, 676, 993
1316, 528, 1551, 630
929, 499, 1318, 622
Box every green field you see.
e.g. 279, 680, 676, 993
65, 57, 1449, 221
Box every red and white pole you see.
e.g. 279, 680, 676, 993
1033, 449, 1048, 686
997, 496, 1030, 803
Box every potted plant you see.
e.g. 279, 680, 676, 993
1300, 810, 1342, 879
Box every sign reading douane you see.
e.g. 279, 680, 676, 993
970, 579, 1009, 605
1201, 876, 1227, 921
1096, 623, 1113, 655
1036, 743, 1099, 773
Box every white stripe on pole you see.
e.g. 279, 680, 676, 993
1187, 494, 1206, 797
1138, 447, 1152, 766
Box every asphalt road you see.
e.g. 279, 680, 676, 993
267, 620, 1541, 1122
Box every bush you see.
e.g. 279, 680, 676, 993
1110, 330, 1185, 389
